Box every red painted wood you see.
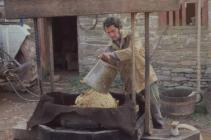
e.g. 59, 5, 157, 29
159, 12, 167, 27
182, 3, 186, 26
169, 11, 174, 26
195, 2, 198, 26
202, 0, 208, 26
175, 9, 180, 26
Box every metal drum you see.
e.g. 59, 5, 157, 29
205, 87, 211, 114
82, 59, 117, 93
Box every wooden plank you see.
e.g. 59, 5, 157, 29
142, 129, 200, 140
144, 12, 152, 136
131, 12, 137, 107
182, 0, 197, 3
5, 0, 180, 19
169, 11, 174, 26
13, 129, 38, 140
159, 12, 167, 27
175, 10, 180, 26
195, 2, 198, 26
182, 3, 186, 26
34, 18, 44, 95
46, 18, 55, 92
38, 18, 50, 79
196, 0, 201, 92
0, 7, 5, 18
202, 0, 208, 26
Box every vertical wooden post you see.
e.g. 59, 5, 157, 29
159, 12, 167, 27
169, 11, 174, 26
131, 12, 137, 107
144, 12, 151, 136
34, 18, 43, 95
182, 3, 186, 26
202, 0, 208, 26
38, 18, 50, 78
195, 2, 199, 26
197, 0, 201, 92
46, 18, 55, 92
175, 9, 180, 26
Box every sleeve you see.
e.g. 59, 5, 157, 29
114, 38, 144, 61
114, 47, 132, 61
104, 46, 113, 52
104, 46, 120, 61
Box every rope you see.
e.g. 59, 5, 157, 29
7, 77, 39, 102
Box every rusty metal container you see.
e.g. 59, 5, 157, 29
204, 88, 211, 114
160, 86, 196, 117
82, 59, 117, 93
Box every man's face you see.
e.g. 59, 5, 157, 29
105, 25, 121, 41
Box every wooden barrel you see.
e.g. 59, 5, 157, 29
160, 86, 196, 118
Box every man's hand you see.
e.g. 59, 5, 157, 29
98, 52, 113, 62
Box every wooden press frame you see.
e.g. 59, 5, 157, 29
4, 0, 181, 136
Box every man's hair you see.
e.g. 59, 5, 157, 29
103, 17, 122, 30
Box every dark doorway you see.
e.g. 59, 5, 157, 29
52, 16, 79, 72
186, 3, 196, 25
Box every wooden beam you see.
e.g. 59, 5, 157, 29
144, 12, 152, 136
142, 129, 200, 140
0, 7, 5, 18
13, 128, 38, 140
5, 0, 180, 19
202, 0, 208, 26
175, 10, 180, 26
131, 12, 137, 108
196, 0, 201, 92
159, 12, 167, 27
195, 2, 198, 26
34, 18, 43, 95
46, 18, 55, 92
182, 3, 186, 26
38, 18, 50, 78
169, 11, 174, 26
181, 0, 197, 3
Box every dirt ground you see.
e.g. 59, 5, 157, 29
0, 73, 211, 140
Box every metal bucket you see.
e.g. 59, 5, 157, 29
82, 59, 118, 93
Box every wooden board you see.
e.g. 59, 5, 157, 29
5, 0, 180, 19
13, 128, 38, 140
0, 7, 5, 18
141, 129, 200, 140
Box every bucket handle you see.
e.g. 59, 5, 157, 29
189, 91, 203, 104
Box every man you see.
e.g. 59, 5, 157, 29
99, 17, 164, 129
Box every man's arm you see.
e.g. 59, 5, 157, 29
114, 47, 132, 61
98, 46, 120, 64
113, 39, 144, 61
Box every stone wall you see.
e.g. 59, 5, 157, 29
78, 12, 211, 91
152, 27, 211, 89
